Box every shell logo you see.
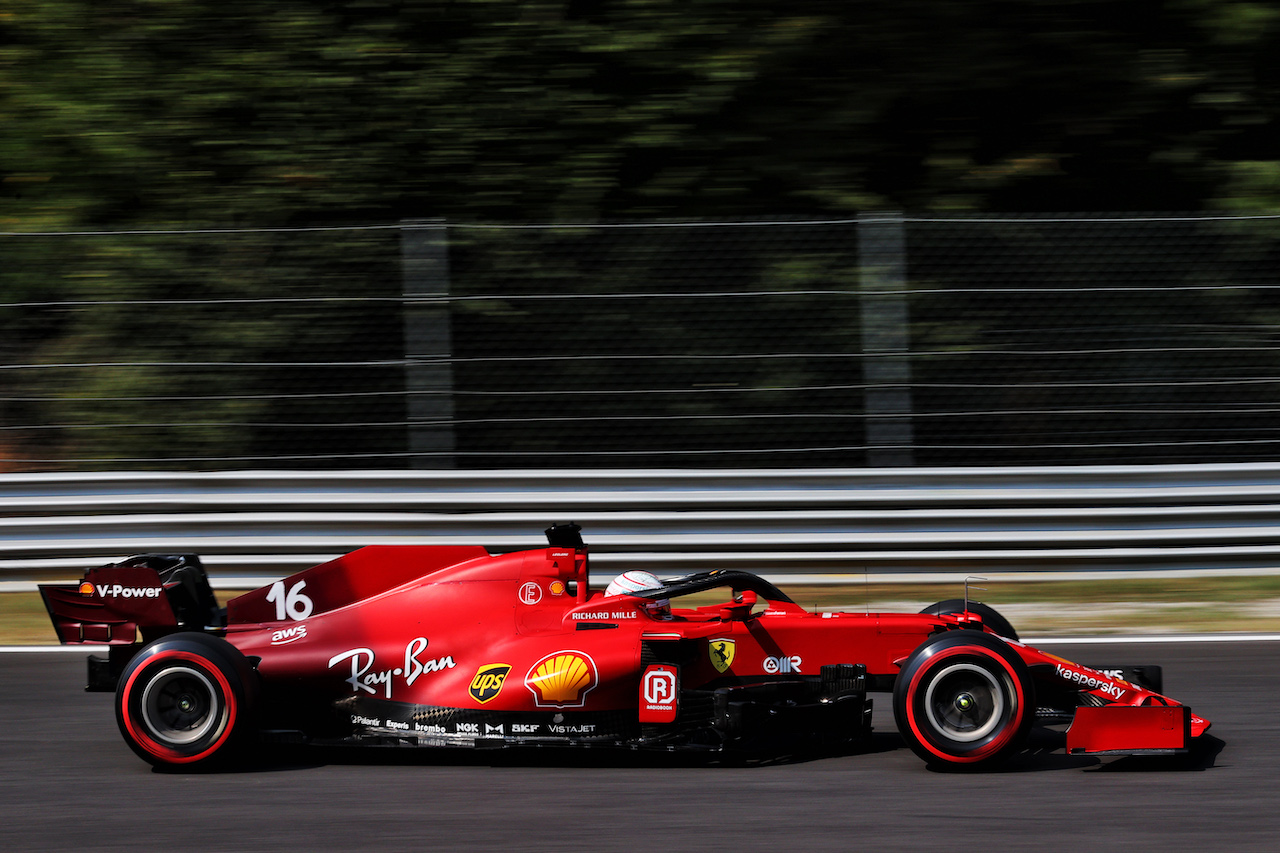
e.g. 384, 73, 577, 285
525, 651, 598, 708
78, 582, 95, 596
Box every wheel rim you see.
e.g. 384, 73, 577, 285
139, 664, 221, 746
922, 662, 1007, 743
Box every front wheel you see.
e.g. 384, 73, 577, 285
893, 631, 1034, 769
115, 633, 257, 769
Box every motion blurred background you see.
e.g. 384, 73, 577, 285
3, 1, 1280, 472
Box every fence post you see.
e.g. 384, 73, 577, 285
858, 211, 915, 466
401, 218, 457, 467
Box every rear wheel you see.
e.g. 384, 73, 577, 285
893, 631, 1034, 769
921, 599, 1019, 641
115, 633, 257, 769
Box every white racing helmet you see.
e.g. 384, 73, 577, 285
604, 571, 672, 618
605, 570, 663, 597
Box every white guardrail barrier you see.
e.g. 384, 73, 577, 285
3, 464, 1280, 587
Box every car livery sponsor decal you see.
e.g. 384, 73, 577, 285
92, 584, 163, 599
328, 637, 457, 699
468, 663, 512, 704
270, 624, 308, 645
342, 700, 627, 743
519, 582, 543, 605
571, 610, 637, 620
1040, 651, 1130, 699
414, 721, 447, 734
709, 638, 735, 673
525, 651, 598, 708
547, 713, 597, 735
763, 655, 802, 674
639, 664, 678, 724
549, 580, 566, 596
1052, 661, 1128, 699
350, 716, 495, 737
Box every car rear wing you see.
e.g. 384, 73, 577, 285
39, 554, 222, 645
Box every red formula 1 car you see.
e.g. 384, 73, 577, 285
40, 524, 1210, 770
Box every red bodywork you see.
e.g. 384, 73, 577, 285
41, 537, 1210, 764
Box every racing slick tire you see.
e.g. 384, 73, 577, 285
920, 599, 1019, 641
893, 630, 1034, 769
115, 632, 258, 770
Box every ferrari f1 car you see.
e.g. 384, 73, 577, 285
40, 524, 1210, 770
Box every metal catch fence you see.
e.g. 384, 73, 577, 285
3, 214, 1280, 469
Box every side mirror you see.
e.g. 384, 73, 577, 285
719, 589, 758, 621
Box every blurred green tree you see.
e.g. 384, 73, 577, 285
2, 1, 1280, 467
4, 1, 1278, 228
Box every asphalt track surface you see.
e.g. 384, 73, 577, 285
2, 640, 1275, 852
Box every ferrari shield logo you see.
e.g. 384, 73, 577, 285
709, 638, 735, 673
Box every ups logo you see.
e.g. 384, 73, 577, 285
469, 663, 512, 704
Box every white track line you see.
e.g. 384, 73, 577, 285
1, 645, 110, 653
1025, 633, 1280, 644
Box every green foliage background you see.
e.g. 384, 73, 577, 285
3, 1, 1280, 468
7, 1, 1280, 227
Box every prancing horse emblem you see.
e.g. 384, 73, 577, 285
709, 638, 736, 673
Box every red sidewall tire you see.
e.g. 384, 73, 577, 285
115, 634, 254, 769
893, 631, 1034, 768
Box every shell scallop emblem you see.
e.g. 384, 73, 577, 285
525, 651, 598, 708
